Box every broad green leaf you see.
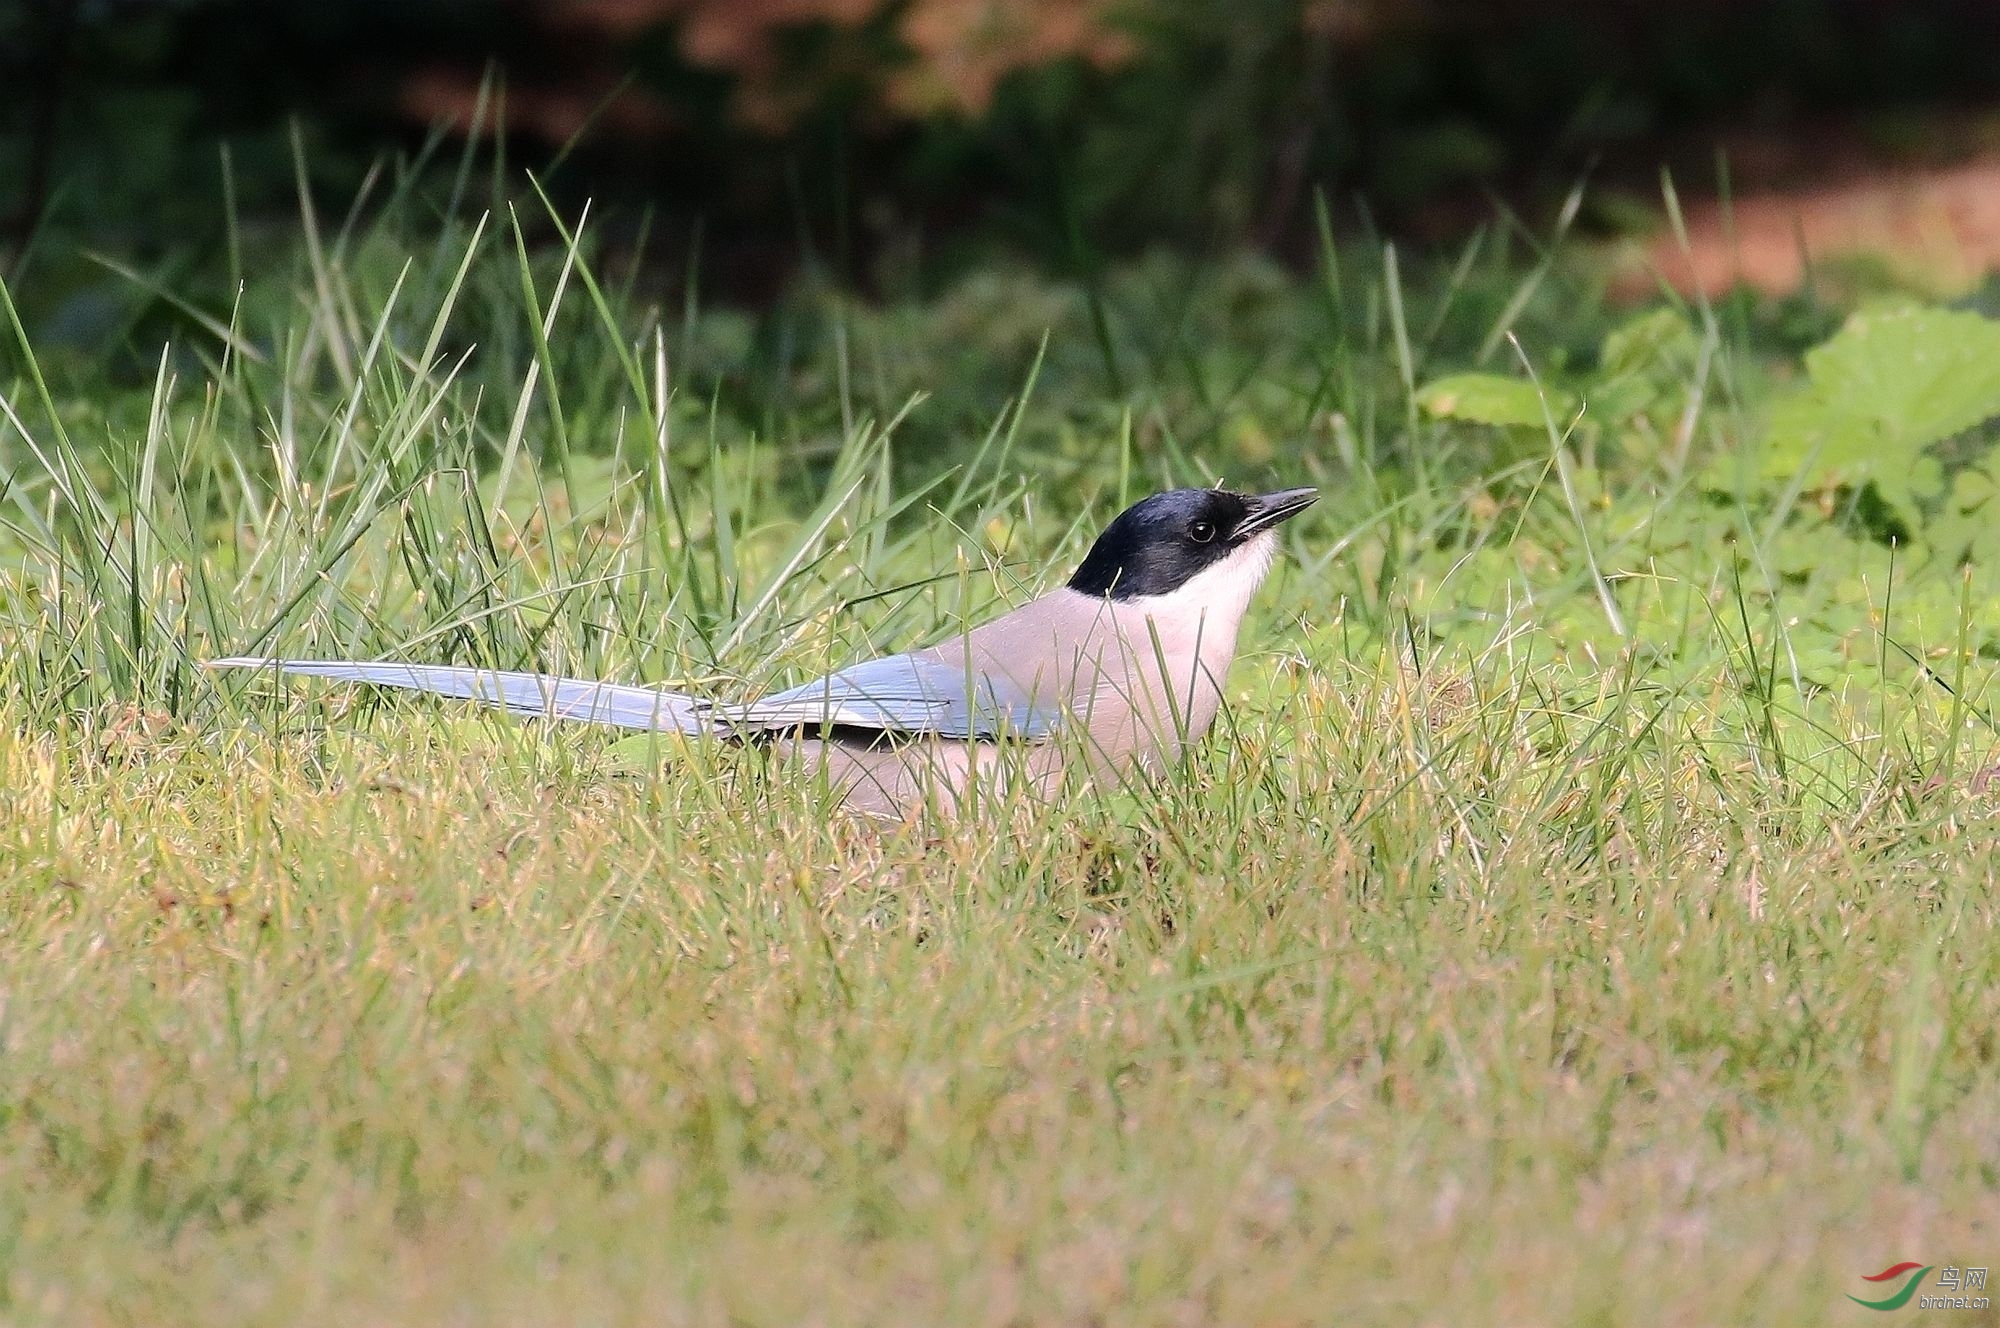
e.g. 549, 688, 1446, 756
1417, 373, 1573, 429
1918, 462, 2000, 564
1764, 305, 2000, 499
1599, 307, 1701, 381
1591, 308, 1701, 425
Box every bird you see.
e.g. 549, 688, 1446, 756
211, 485, 1318, 819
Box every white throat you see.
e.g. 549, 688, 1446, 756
1120, 530, 1278, 633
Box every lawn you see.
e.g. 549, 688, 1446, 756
3, 188, 2000, 1325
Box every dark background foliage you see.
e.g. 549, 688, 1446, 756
9, 0, 2000, 298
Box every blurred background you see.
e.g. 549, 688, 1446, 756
12, 0, 2000, 307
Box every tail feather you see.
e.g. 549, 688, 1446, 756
208, 658, 711, 734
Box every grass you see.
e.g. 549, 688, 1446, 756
3, 176, 2000, 1325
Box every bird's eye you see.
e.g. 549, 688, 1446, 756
1189, 520, 1216, 544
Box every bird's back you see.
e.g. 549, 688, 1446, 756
921, 581, 1250, 777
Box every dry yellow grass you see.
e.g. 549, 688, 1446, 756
5, 630, 1999, 1324
6, 193, 2000, 1325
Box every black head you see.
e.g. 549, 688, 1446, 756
1066, 486, 1318, 600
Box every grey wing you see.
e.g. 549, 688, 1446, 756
208, 658, 710, 733
717, 653, 1061, 740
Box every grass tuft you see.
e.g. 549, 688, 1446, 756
2, 179, 1999, 1324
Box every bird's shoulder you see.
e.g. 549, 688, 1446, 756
719, 649, 1060, 740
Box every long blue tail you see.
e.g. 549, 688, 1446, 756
209, 658, 711, 733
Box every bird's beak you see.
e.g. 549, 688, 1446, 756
1236, 486, 1319, 536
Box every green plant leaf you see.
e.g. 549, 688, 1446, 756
1764, 305, 2000, 501
1417, 373, 1573, 429
1600, 307, 1700, 381
1590, 307, 1701, 426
